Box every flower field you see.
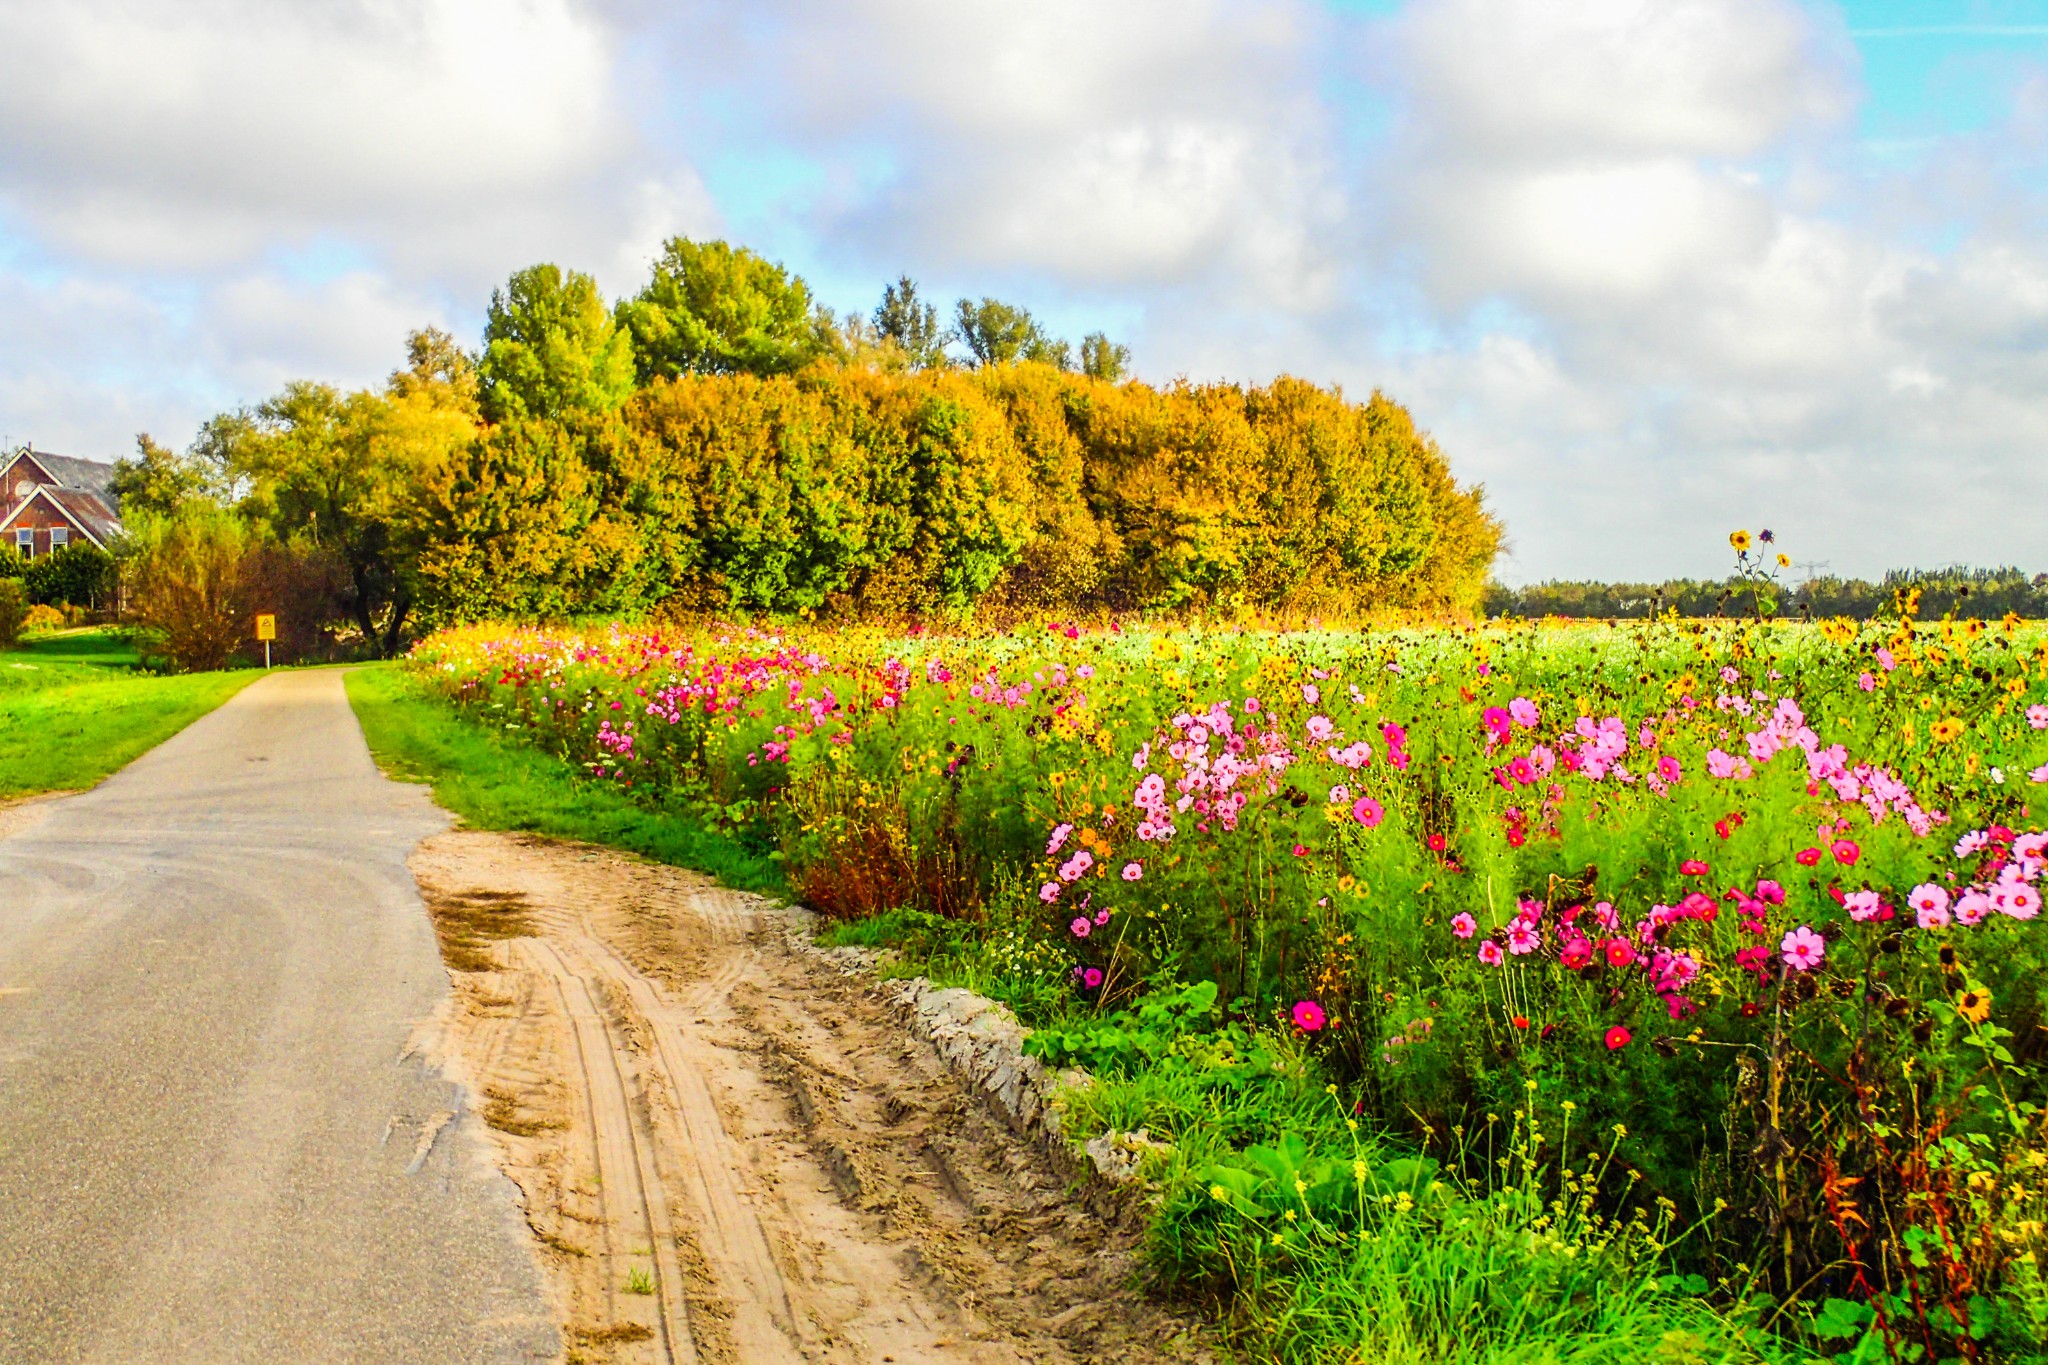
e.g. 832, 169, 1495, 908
410, 610, 2048, 1361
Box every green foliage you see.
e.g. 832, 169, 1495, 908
872, 275, 950, 371
1025, 979, 1221, 1073
0, 578, 25, 646
953, 296, 1069, 368
619, 238, 837, 381
124, 502, 262, 672
23, 543, 116, 609
109, 432, 217, 517
1080, 330, 1131, 382
1491, 567, 2048, 621
478, 265, 636, 424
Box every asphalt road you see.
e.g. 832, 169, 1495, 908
0, 670, 556, 1364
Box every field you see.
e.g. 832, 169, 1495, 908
405, 613, 2048, 1363
0, 629, 261, 799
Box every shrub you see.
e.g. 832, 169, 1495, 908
23, 543, 118, 610
0, 578, 25, 646
124, 503, 260, 672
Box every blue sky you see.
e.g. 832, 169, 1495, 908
1, 0, 2045, 584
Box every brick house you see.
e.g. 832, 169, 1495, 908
1, 445, 124, 561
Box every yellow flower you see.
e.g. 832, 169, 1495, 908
1211, 1184, 1229, 1202
1931, 717, 1964, 744
1776, 553, 1791, 569
1729, 529, 1752, 552
1958, 987, 1992, 1025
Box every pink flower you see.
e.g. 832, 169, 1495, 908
1910, 883, 1951, 928
1482, 706, 1512, 738
1755, 879, 1787, 905
1954, 890, 1991, 926
1844, 889, 1884, 922
1306, 715, 1336, 742
1509, 757, 1536, 785
1997, 883, 2040, 920
1605, 1026, 1631, 1051
1292, 1000, 1327, 1032
1047, 822, 1074, 855
1781, 925, 1826, 971
1039, 882, 1061, 904
1477, 940, 1505, 965
1857, 672, 1876, 692
1081, 966, 1104, 989
1795, 847, 1823, 867
1070, 917, 1092, 939
1451, 912, 1477, 938
1657, 756, 1682, 783
1095, 906, 1112, 926
1351, 796, 1384, 828
1058, 850, 1094, 882
1831, 839, 1861, 866
1301, 683, 1320, 704
1509, 697, 1539, 728
1603, 939, 1636, 968
1121, 861, 1143, 882
2028, 703, 2048, 730
1506, 922, 1541, 955
1680, 859, 1709, 876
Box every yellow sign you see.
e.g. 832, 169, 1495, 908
255, 614, 277, 642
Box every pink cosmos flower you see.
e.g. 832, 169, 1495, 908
1095, 906, 1112, 926
1844, 889, 1884, 922
1482, 706, 1511, 738
1506, 922, 1541, 955
1781, 925, 1826, 972
1047, 823, 1074, 856
1910, 883, 1950, 928
1755, 879, 1787, 905
1603, 939, 1636, 968
1451, 912, 1477, 938
1351, 796, 1384, 828
1477, 940, 1505, 965
1509, 697, 1540, 728
1997, 883, 2040, 920
1795, 847, 1823, 867
1680, 859, 1709, 876
1657, 756, 1682, 783
1121, 861, 1143, 882
1509, 757, 1536, 785
1070, 917, 1092, 939
1857, 672, 1876, 692
1831, 839, 1861, 866
1292, 1000, 1327, 1032
1306, 715, 1336, 742
1058, 850, 1094, 882
1605, 1026, 1631, 1051
1301, 683, 1320, 704
2028, 703, 2048, 730
1081, 966, 1104, 989
1954, 890, 1991, 926
1039, 882, 1061, 904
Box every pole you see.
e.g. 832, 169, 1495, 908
265, 640, 271, 670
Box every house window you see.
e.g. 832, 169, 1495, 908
14, 528, 31, 559
49, 527, 67, 552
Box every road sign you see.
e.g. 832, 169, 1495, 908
255, 614, 276, 642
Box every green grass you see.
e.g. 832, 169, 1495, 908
0, 628, 260, 799
343, 665, 783, 893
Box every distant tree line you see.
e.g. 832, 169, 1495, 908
1487, 566, 2048, 621
19, 238, 1497, 667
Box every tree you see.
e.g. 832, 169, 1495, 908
124, 502, 261, 672
478, 266, 636, 424
873, 276, 949, 370
952, 297, 1071, 369
1079, 332, 1131, 383
109, 433, 211, 517
391, 326, 480, 410
24, 543, 117, 610
618, 238, 838, 380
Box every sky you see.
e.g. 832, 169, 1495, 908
1, 0, 2045, 585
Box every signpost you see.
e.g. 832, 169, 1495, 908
255, 613, 276, 670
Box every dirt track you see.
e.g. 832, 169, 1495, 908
412, 831, 1210, 1365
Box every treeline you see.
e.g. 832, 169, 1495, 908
1487, 566, 2048, 621
73, 238, 1496, 665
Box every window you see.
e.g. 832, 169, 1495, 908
14, 528, 30, 559
49, 527, 67, 552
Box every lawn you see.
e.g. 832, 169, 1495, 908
0, 628, 261, 799
343, 664, 781, 893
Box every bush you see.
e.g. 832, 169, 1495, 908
21, 603, 65, 634
124, 503, 260, 672
0, 579, 25, 646
23, 543, 117, 610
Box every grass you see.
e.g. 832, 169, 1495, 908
0, 628, 262, 799
343, 665, 782, 893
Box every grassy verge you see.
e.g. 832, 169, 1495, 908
0, 628, 261, 799
343, 665, 782, 893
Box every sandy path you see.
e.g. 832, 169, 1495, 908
412, 831, 1210, 1365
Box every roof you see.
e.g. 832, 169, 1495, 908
2, 449, 119, 509
0, 485, 122, 550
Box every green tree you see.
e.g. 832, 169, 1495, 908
478, 266, 636, 424
873, 275, 949, 370
1079, 331, 1131, 382
24, 543, 117, 610
619, 238, 838, 380
953, 297, 1070, 369
109, 433, 211, 517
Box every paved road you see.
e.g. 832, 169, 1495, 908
0, 671, 555, 1364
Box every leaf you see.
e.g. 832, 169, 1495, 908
1813, 1296, 1872, 1341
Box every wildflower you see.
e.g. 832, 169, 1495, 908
1858, 672, 1876, 692
1776, 553, 1791, 569
1657, 756, 1682, 783
1038, 882, 1061, 904
1070, 917, 1092, 939
1293, 1000, 1328, 1032
1509, 697, 1540, 728
1082, 966, 1105, 990
1957, 987, 1992, 1024
1930, 716, 1965, 744
1121, 861, 1143, 882
1755, 879, 1786, 905
1955, 889, 1992, 925
1351, 796, 1384, 828
1426, 833, 1447, 852
1511, 1015, 1530, 1029
1997, 883, 2040, 920
1759, 528, 1775, 543
1795, 847, 1823, 867
1831, 839, 1861, 866
1603, 939, 1636, 968
1478, 940, 1505, 965
1844, 889, 1884, 922
1680, 859, 1708, 876
1506, 921, 1541, 955
1095, 906, 1112, 926
1451, 912, 1477, 938
1729, 529, 1752, 553
1781, 925, 1826, 972
2028, 703, 2048, 730
1910, 884, 1951, 928
1047, 822, 1074, 855
1605, 1026, 1632, 1051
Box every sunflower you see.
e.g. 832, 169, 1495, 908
1957, 987, 1992, 1025
1729, 529, 1753, 553
1776, 553, 1791, 569
1931, 716, 1965, 744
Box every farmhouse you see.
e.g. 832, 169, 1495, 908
1, 444, 123, 561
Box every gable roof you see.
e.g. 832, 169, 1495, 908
2, 449, 119, 509
0, 485, 121, 550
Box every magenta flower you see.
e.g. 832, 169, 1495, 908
1780, 925, 1825, 972
1508, 697, 1539, 728
1121, 861, 1143, 882
1830, 839, 1861, 866
1604, 1026, 1631, 1051
1680, 859, 1709, 876
1477, 940, 1504, 965
1657, 756, 1682, 783
1082, 966, 1104, 989
1506, 922, 1540, 955
1292, 1000, 1327, 1032
1070, 917, 1092, 939
1351, 796, 1384, 828
1451, 911, 1477, 938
